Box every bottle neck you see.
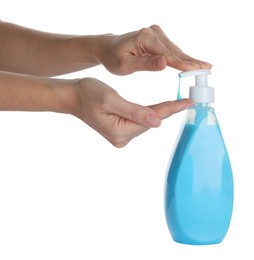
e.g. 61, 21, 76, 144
186, 102, 217, 125
192, 102, 212, 108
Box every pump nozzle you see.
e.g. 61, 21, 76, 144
179, 69, 214, 103
195, 73, 208, 87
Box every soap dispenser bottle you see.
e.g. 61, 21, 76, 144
164, 69, 234, 245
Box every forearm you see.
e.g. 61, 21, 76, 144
0, 70, 74, 113
0, 21, 109, 76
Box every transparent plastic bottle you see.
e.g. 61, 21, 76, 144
164, 69, 234, 245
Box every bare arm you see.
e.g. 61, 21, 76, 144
0, 70, 73, 111
0, 21, 211, 77
0, 21, 108, 76
0, 70, 193, 147
0, 21, 210, 147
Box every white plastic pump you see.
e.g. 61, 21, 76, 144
179, 69, 214, 103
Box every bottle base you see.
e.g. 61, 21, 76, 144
172, 238, 223, 246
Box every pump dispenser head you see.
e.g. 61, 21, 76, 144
179, 69, 214, 103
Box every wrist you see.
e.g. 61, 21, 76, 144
79, 34, 114, 66
50, 78, 79, 116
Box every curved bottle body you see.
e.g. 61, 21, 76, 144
164, 104, 234, 245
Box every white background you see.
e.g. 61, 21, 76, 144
0, 0, 253, 259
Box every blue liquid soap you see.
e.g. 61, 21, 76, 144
164, 70, 234, 245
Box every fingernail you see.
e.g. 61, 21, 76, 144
205, 62, 213, 68
147, 113, 161, 127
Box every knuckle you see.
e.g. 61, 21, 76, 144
137, 27, 153, 38
149, 24, 162, 32
99, 88, 118, 111
130, 108, 139, 121
129, 107, 146, 123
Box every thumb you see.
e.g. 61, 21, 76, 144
110, 95, 161, 127
128, 55, 167, 73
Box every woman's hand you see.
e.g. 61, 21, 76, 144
99, 24, 212, 75
70, 77, 193, 147
0, 71, 192, 148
